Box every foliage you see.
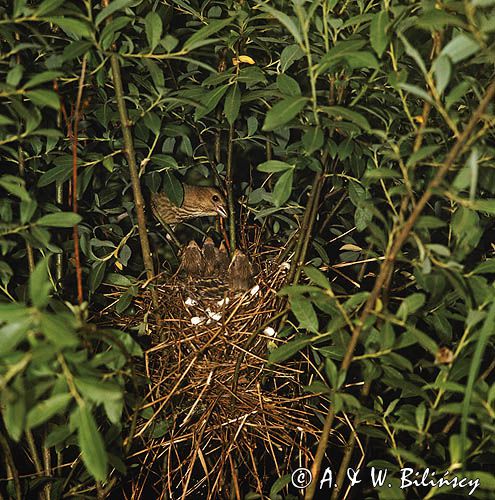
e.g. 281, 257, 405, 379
1, 0, 495, 498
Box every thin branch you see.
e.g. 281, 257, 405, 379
103, 0, 158, 307
226, 124, 236, 250
71, 55, 87, 305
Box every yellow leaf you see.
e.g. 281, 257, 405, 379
115, 261, 123, 270
238, 55, 255, 64
232, 55, 255, 66
414, 115, 424, 124
374, 298, 383, 313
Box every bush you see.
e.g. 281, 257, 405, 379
1, 0, 495, 498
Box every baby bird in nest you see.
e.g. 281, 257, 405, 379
180, 240, 254, 293
180, 240, 205, 277
216, 241, 230, 274
151, 185, 227, 225
228, 250, 254, 291
202, 237, 219, 276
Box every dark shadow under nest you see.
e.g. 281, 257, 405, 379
103, 242, 336, 499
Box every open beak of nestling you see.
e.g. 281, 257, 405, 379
216, 205, 228, 218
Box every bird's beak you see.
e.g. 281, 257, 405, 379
217, 206, 228, 218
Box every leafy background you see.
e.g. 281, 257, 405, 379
1, 0, 495, 498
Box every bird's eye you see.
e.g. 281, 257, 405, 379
212, 195, 219, 202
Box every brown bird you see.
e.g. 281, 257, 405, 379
181, 240, 205, 277
151, 185, 227, 225
228, 250, 254, 291
202, 237, 219, 276
215, 241, 230, 274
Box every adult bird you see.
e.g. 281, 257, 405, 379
151, 184, 227, 248
151, 184, 227, 225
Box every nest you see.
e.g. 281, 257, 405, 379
104, 243, 327, 499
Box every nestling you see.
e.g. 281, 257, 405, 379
215, 241, 230, 274
181, 240, 205, 277
202, 237, 219, 276
228, 250, 254, 291
151, 185, 227, 225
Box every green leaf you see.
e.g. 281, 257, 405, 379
405, 325, 439, 354
280, 44, 304, 72
364, 168, 401, 180
406, 145, 441, 167
45, 426, 72, 448
0, 175, 30, 201
95, 0, 133, 27
0, 114, 14, 126
303, 266, 331, 289
370, 11, 389, 57
35, 0, 64, 16
23, 70, 63, 90
260, 4, 302, 45
471, 259, 495, 275
77, 406, 108, 482
37, 164, 72, 187
89, 261, 106, 293
74, 377, 122, 404
268, 336, 312, 363
27, 89, 60, 110
195, 84, 229, 121
224, 84, 241, 126
0, 318, 32, 355
100, 16, 131, 49
397, 293, 426, 320
183, 18, 232, 52
441, 34, 480, 63
46, 17, 92, 38
460, 301, 495, 462
272, 169, 293, 207
37, 212, 82, 227
258, 160, 294, 173
398, 83, 434, 104
276, 73, 301, 96
262, 96, 308, 131
399, 34, 427, 75
432, 55, 451, 96
26, 394, 72, 429
445, 80, 471, 110
302, 127, 324, 154
7, 65, 24, 87
14, 0, 27, 17
321, 106, 370, 130
162, 172, 184, 207
417, 10, 466, 29
2, 380, 26, 441
471, 199, 495, 214
29, 257, 52, 309
63, 40, 93, 61
40, 312, 78, 347
416, 216, 446, 229
344, 51, 379, 69
317, 40, 368, 74
270, 475, 292, 497
145, 11, 162, 51
291, 296, 318, 332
